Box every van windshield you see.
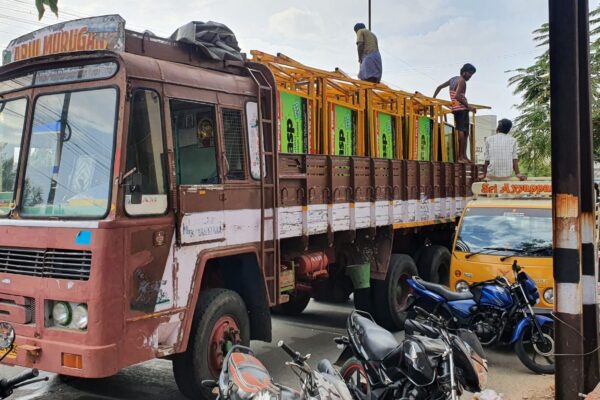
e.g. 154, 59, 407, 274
455, 207, 552, 257
21, 88, 117, 218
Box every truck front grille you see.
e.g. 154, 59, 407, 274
0, 247, 92, 281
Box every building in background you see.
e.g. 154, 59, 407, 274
474, 115, 497, 164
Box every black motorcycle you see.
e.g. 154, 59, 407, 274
0, 322, 48, 399
335, 308, 488, 400
203, 341, 352, 400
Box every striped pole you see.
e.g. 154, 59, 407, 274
578, 0, 600, 391
549, 0, 585, 398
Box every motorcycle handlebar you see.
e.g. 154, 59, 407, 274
278, 341, 302, 362
3, 369, 38, 389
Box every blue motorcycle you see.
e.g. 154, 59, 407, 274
406, 260, 554, 374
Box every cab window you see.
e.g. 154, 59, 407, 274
170, 100, 218, 185
222, 108, 246, 180
124, 89, 168, 216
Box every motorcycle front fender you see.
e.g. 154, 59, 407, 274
334, 346, 354, 367
510, 315, 553, 344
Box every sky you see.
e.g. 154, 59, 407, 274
0, 0, 597, 120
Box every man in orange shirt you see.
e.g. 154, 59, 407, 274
433, 64, 477, 163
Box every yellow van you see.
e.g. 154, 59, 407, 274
449, 181, 554, 309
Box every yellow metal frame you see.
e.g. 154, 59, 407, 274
251, 50, 489, 161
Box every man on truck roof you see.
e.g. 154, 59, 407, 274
354, 23, 382, 83
433, 63, 477, 163
482, 118, 527, 181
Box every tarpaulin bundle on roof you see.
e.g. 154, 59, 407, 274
170, 21, 243, 62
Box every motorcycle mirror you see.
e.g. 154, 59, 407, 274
0, 322, 15, 350
511, 260, 522, 273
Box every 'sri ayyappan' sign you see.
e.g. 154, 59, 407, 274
474, 181, 552, 197
2, 15, 125, 66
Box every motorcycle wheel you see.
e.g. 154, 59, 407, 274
340, 357, 369, 400
514, 322, 555, 374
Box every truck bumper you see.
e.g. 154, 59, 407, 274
2, 335, 119, 378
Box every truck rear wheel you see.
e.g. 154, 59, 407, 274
417, 245, 451, 286
173, 288, 250, 400
272, 291, 311, 315
373, 254, 418, 331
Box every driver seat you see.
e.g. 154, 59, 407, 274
414, 277, 474, 301
351, 314, 399, 361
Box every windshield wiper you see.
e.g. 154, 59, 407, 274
499, 246, 552, 261
465, 247, 518, 259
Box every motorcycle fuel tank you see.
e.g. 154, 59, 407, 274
478, 284, 513, 308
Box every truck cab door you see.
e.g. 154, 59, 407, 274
169, 98, 225, 244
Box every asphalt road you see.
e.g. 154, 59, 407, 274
1, 300, 552, 400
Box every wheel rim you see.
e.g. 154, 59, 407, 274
342, 363, 368, 395
393, 273, 411, 314
521, 325, 555, 368
208, 315, 241, 377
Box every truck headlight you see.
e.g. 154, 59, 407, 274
543, 288, 554, 304
52, 302, 72, 326
455, 280, 470, 293
73, 304, 88, 330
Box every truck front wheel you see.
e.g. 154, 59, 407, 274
373, 254, 418, 331
173, 288, 250, 400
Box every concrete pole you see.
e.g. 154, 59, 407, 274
368, 0, 372, 31
549, 0, 585, 398
578, 0, 600, 391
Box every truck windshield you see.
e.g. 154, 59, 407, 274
21, 88, 117, 218
456, 207, 552, 257
0, 98, 27, 216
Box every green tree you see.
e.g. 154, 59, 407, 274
35, 0, 58, 20
508, 7, 600, 176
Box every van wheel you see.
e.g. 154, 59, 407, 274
173, 289, 250, 400
272, 292, 311, 315
373, 254, 418, 331
417, 245, 451, 286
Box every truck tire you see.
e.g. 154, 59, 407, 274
417, 245, 451, 286
373, 254, 418, 331
173, 288, 250, 400
272, 292, 311, 315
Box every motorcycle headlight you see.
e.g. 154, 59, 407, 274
543, 288, 554, 304
52, 302, 72, 326
455, 280, 470, 293
73, 304, 88, 330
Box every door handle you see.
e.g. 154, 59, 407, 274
219, 193, 226, 201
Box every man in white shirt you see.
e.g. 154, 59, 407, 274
483, 119, 526, 181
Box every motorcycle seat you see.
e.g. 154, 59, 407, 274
352, 314, 399, 361
414, 277, 473, 301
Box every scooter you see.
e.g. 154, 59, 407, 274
406, 260, 554, 374
335, 308, 488, 400
203, 341, 352, 400
0, 322, 48, 399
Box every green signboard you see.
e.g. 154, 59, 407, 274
417, 116, 432, 161
279, 92, 306, 154
332, 105, 354, 156
377, 112, 394, 159
444, 123, 455, 162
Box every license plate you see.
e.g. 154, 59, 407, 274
0, 346, 17, 360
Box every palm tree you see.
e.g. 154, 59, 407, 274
508, 7, 600, 175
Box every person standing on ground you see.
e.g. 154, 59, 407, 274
354, 23, 382, 83
433, 64, 477, 163
482, 118, 527, 181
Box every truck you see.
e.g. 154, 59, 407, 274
0, 15, 487, 399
